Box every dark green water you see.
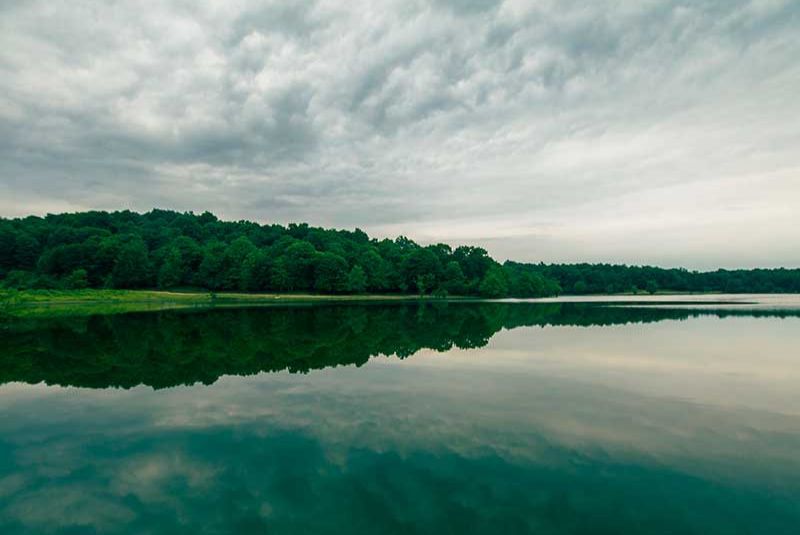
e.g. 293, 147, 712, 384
1, 299, 799, 534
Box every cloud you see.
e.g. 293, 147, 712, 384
0, 0, 798, 267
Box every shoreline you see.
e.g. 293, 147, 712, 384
2, 289, 798, 318
0, 289, 467, 318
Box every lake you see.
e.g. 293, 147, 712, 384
1, 296, 799, 534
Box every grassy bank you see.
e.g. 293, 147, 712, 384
0, 289, 438, 318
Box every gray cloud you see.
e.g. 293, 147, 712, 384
1, 0, 798, 268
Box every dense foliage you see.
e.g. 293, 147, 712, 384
505, 261, 800, 295
0, 209, 797, 295
0, 210, 559, 297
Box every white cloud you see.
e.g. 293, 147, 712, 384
0, 0, 798, 267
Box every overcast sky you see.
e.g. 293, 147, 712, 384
1, 0, 798, 268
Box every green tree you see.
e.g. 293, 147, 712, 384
2, 270, 35, 289
88, 236, 122, 287
64, 268, 89, 289
415, 273, 436, 296
284, 241, 317, 291
270, 258, 291, 291
346, 265, 368, 294
453, 246, 492, 284
0, 226, 16, 274
158, 248, 183, 289
313, 252, 348, 293
197, 241, 226, 290
646, 280, 659, 295
402, 248, 442, 291
442, 261, 467, 295
358, 249, 391, 291
508, 271, 547, 297
221, 236, 256, 290
432, 287, 448, 299
112, 239, 149, 288
573, 280, 588, 294
13, 233, 40, 270
37, 244, 88, 277
544, 279, 562, 297
241, 250, 271, 291
171, 236, 203, 283
479, 265, 509, 298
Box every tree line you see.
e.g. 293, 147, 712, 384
0, 209, 558, 297
506, 261, 800, 295
0, 209, 797, 296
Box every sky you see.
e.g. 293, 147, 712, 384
1, 0, 798, 269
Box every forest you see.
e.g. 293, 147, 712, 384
1, 209, 798, 296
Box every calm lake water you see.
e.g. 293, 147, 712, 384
1, 296, 799, 534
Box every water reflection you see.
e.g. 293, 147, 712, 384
2, 302, 798, 389
1, 302, 799, 534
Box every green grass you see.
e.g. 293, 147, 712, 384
0, 289, 443, 318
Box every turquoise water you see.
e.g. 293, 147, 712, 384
1, 300, 799, 533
